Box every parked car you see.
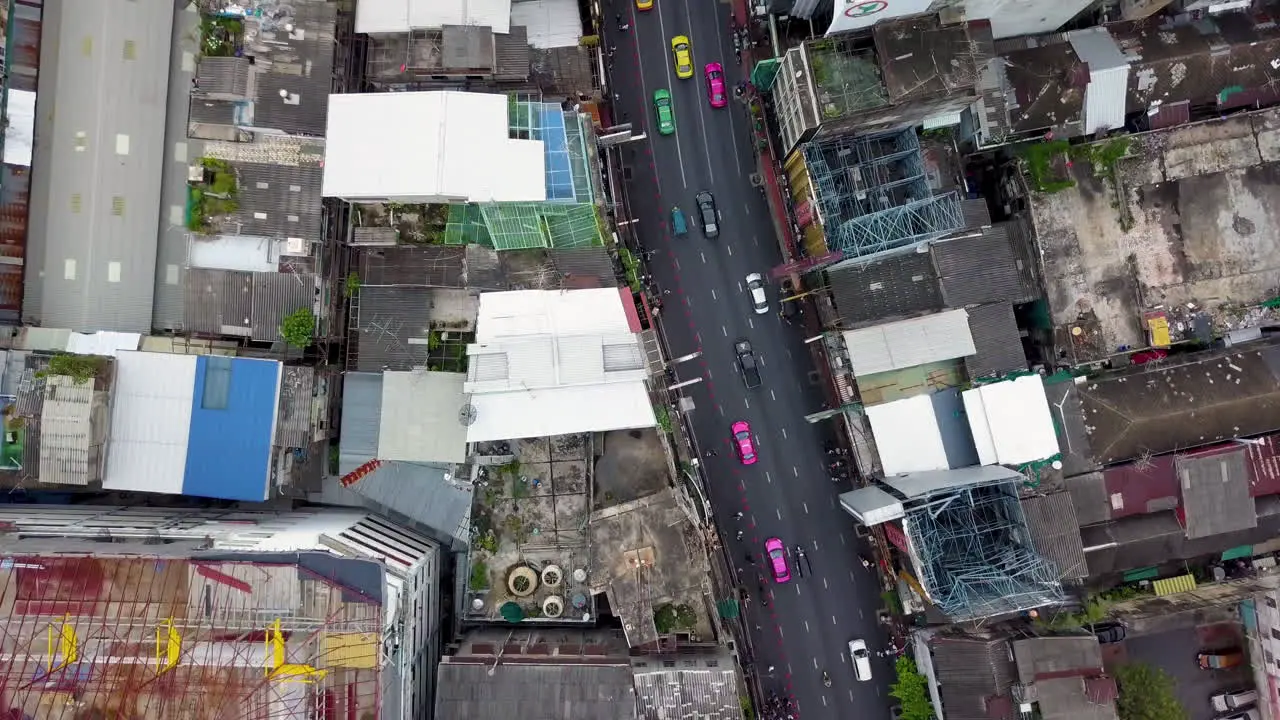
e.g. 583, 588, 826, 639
695, 190, 719, 238
765, 537, 790, 583
1219, 709, 1261, 720
848, 639, 873, 681
1211, 689, 1259, 713
1092, 623, 1126, 644
704, 62, 727, 108
652, 89, 675, 135
1198, 649, 1244, 670
670, 36, 693, 79
735, 339, 761, 389
732, 420, 757, 465
746, 273, 768, 315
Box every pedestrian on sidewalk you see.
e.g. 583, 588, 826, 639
736, 530, 744, 540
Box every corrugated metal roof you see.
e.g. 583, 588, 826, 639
1178, 450, 1256, 540
1021, 492, 1089, 580
102, 352, 197, 496
933, 226, 1032, 307
435, 664, 636, 720
494, 25, 531, 81
247, 1, 336, 137
931, 636, 1017, 720
828, 252, 942, 327
548, 246, 615, 288
232, 162, 325, 242
344, 461, 472, 548
964, 302, 1028, 380
1069, 28, 1129, 134
24, 0, 175, 332
844, 309, 976, 377
358, 246, 467, 287
339, 372, 383, 475
275, 365, 316, 449
354, 286, 434, 372
194, 56, 251, 96
1066, 472, 1110, 526
185, 268, 254, 337
250, 271, 315, 342
37, 377, 104, 486
634, 662, 742, 720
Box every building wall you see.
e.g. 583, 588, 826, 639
1250, 592, 1280, 720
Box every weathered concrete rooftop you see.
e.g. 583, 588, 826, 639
1031, 108, 1280, 361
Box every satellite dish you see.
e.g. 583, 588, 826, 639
459, 403, 478, 426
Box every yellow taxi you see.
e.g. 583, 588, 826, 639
637, 0, 654, 9
671, 35, 693, 79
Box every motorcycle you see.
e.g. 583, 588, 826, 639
822, 670, 832, 687
860, 555, 872, 569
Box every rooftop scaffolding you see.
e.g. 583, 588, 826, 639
804, 128, 964, 261
906, 482, 1065, 621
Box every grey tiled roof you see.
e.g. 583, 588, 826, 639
195, 56, 251, 96
827, 252, 942, 326
434, 663, 637, 720
964, 302, 1027, 380
549, 247, 616, 288
931, 636, 1017, 720
358, 246, 467, 287
495, 26, 531, 81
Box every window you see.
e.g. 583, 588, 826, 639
1268, 650, 1275, 665
111, 196, 125, 216
70, 194, 82, 213
201, 357, 232, 410
1272, 628, 1280, 640
115, 134, 129, 155
123, 40, 136, 60
1268, 597, 1277, 608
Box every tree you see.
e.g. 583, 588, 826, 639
889, 656, 934, 720
280, 307, 315, 349
1114, 663, 1188, 720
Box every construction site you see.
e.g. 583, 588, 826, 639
799, 128, 965, 264
0, 552, 383, 720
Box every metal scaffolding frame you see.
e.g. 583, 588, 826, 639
905, 482, 1065, 621
803, 128, 964, 261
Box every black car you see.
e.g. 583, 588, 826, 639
735, 339, 761, 388
779, 278, 798, 319
695, 190, 719, 238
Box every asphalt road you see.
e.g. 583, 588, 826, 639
605, 2, 896, 717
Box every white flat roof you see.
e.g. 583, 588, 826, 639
843, 309, 976, 377
356, 0, 512, 35
963, 375, 1060, 466
867, 395, 950, 476
103, 352, 196, 495
322, 92, 545, 202
465, 289, 654, 441
379, 371, 469, 464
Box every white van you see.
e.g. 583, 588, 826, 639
848, 639, 872, 681
1211, 689, 1258, 713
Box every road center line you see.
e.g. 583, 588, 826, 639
813, 539, 820, 551
700, 251, 707, 264
737, 281, 743, 292
765, 471, 771, 484
727, 244, 733, 256
706, 368, 713, 379
804, 621, 810, 633
748, 318, 753, 329
839, 533, 846, 546
744, 397, 750, 409
758, 355, 765, 367
823, 577, 829, 589
776, 508, 782, 520
792, 466, 798, 477
832, 615, 837, 626
770, 389, 776, 401
781, 427, 787, 439
721, 325, 727, 336
711, 288, 717, 301
822, 697, 829, 707
802, 502, 808, 514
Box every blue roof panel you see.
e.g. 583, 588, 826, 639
183, 356, 280, 501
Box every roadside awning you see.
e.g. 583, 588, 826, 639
1123, 566, 1160, 582
1222, 545, 1254, 561
1152, 573, 1197, 597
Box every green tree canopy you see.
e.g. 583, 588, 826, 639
889, 656, 934, 720
280, 307, 315, 349
1114, 663, 1188, 720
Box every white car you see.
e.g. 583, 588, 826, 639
746, 273, 768, 315
848, 639, 872, 681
